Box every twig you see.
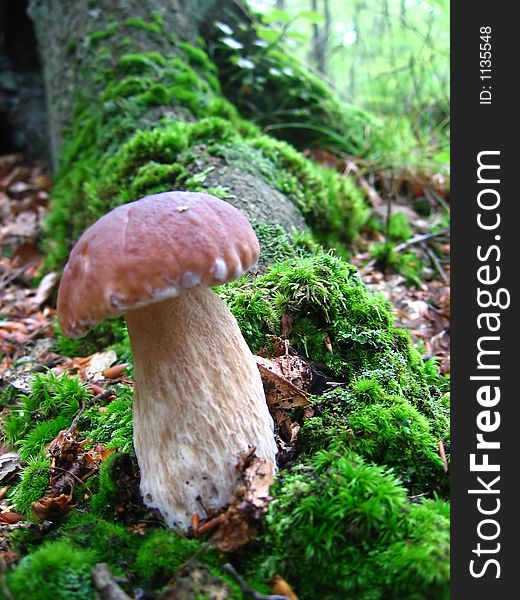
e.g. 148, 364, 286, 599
424, 186, 450, 214
222, 563, 290, 600
91, 563, 132, 600
394, 229, 449, 252
68, 388, 116, 432
421, 242, 449, 284
0, 520, 53, 533
50, 465, 94, 495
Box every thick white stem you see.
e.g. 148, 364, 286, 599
125, 286, 277, 530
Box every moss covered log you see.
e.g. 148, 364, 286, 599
29, 0, 369, 270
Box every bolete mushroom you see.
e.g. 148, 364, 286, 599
57, 191, 278, 530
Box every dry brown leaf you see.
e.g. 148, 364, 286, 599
256, 358, 310, 410
0, 511, 23, 524
32, 271, 59, 306
210, 450, 274, 552
32, 493, 73, 521
270, 575, 299, 600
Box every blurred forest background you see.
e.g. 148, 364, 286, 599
234, 0, 449, 169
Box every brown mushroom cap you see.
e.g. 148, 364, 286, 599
57, 191, 259, 338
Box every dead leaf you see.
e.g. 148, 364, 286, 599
270, 575, 299, 600
31, 493, 72, 521
0, 452, 21, 484
0, 511, 23, 524
210, 450, 274, 552
103, 363, 128, 379
256, 357, 310, 410
83, 350, 117, 381
32, 271, 59, 306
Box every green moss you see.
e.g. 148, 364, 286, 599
300, 392, 444, 493
19, 415, 71, 461
219, 252, 396, 374
83, 391, 134, 453
124, 17, 163, 34
7, 540, 97, 600
89, 452, 120, 517
118, 51, 167, 74
44, 32, 368, 270
8, 451, 51, 515
370, 241, 424, 286
56, 512, 139, 568
377, 500, 450, 598
53, 317, 130, 361
1, 372, 89, 447
88, 24, 118, 45
260, 448, 407, 599
388, 212, 413, 242
258, 448, 449, 599
213, 136, 369, 247
133, 529, 202, 587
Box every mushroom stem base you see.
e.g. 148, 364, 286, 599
125, 286, 277, 530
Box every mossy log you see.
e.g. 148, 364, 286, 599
29, 0, 368, 270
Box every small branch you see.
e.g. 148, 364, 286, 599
68, 388, 116, 432
421, 242, 449, 284
394, 229, 449, 252
91, 563, 132, 600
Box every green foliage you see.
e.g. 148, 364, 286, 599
209, 16, 377, 157
19, 415, 71, 461
377, 500, 450, 599
56, 512, 139, 568
6, 540, 97, 600
220, 252, 405, 378
387, 212, 413, 242
89, 452, 121, 517
262, 448, 405, 598
299, 384, 445, 494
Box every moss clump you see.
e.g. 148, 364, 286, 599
89, 452, 121, 517
133, 529, 202, 587
83, 391, 134, 452
1, 371, 89, 447
8, 451, 50, 515
220, 252, 406, 378
370, 241, 424, 286
6, 540, 97, 600
377, 500, 450, 599
259, 447, 449, 599
300, 389, 444, 494
56, 512, 139, 569
1, 374, 138, 519
53, 317, 131, 364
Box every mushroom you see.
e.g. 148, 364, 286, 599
57, 191, 278, 530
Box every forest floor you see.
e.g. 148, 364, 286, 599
0, 151, 450, 573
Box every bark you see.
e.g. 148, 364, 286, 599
0, 1, 49, 159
